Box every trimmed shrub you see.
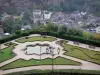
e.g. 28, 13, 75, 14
0, 29, 100, 47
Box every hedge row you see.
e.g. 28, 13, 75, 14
6, 69, 100, 75
0, 29, 100, 47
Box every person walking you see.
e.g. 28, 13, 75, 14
57, 47, 60, 55
46, 47, 49, 55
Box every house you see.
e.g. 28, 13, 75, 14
81, 12, 87, 15
43, 11, 52, 20
50, 12, 65, 22
69, 11, 82, 22
96, 26, 100, 33
33, 10, 43, 23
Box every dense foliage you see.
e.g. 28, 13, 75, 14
0, 24, 100, 47
2, 16, 21, 33
1, 0, 100, 16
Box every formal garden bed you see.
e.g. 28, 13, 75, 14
4, 42, 17, 47
1, 57, 81, 70
0, 47, 15, 63
0, 42, 17, 63
60, 40, 100, 65
15, 36, 56, 43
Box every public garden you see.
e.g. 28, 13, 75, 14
0, 34, 100, 75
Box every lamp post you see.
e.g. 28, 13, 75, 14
51, 48, 54, 75
87, 35, 91, 62
86, 37, 88, 49
40, 46, 41, 60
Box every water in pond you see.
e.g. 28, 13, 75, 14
24, 45, 53, 55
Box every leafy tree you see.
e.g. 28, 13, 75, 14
53, 25, 58, 32
3, 17, 14, 33
11, 24, 21, 33
3, 16, 21, 33
22, 10, 32, 25
68, 28, 83, 36
57, 25, 67, 35
93, 33, 100, 40
44, 22, 55, 32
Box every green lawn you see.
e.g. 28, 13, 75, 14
1, 57, 81, 70
61, 41, 100, 64
0, 47, 14, 63
16, 36, 56, 43
0, 42, 17, 63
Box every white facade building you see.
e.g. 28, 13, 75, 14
33, 10, 43, 23
96, 26, 100, 33
43, 11, 52, 20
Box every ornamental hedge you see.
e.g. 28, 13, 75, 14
6, 69, 100, 75
0, 29, 100, 47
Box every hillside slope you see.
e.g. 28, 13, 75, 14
0, 0, 100, 16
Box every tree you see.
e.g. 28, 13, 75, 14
45, 22, 54, 32
3, 16, 21, 33
3, 17, 14, 33
53, 25, 58, 32
22, 10, 32, 25
68, 28, 83, 36
57, 25, 67, 35
11, 24, 21, 33
93, 33, 100, 40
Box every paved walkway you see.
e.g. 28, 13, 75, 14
61, 55, 100, 70
2, 64, 100, 75
0, 70, 3, 75
0, 57, 19, 67
0, 44, 7, 49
